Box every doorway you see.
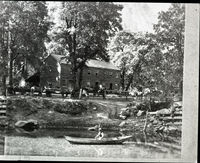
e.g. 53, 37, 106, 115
109, 83, 113, 90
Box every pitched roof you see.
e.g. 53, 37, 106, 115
49, 54, 120, 70
85, 59, 120, 70
50, 54, 64, 62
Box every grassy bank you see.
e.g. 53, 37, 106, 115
6, 96, 129, 130
4, 95, 182, 139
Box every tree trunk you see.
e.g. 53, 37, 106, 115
125, 74, 134, 91
143, 99, 151, 132
2, 75, 7, 96
143, 110, 148, 132
121, 69, 125, 90
72, 68, 77, 89
70, 30, 77, 90
8, 57, 13, 87
143, 130, 147, 144
7, 21, 15, 88
78, 67, 83, 89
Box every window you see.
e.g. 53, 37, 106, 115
109, 72, 113, 77
49, 66, 52, 72
62, 79, 66, 86
109, 83, 113, 90
88, 70, 91, 75
116, 73, 119, 78
103, 71, 107, 76
96, 70, 99, 76
87, 81, 90, 87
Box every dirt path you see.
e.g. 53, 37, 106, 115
87, 98, 133, 118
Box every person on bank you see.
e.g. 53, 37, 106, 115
99, 84, 106, 99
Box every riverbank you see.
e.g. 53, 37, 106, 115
1, 95, 182, 139
5, 96, 137, 131
1, 95, 182, 159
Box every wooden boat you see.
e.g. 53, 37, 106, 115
64, 135, 133, 144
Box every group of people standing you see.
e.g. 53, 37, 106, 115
98, 84, 106, 99
29, 82, 107, 100
80, 84, 106, 100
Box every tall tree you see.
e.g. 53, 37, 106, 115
0, 1, 9, 95
109, 31, 163, 91
109, 3, 185, 96
48, 2, 123, 88
108, 31, 135, 90
0, 1, 50, 92
153, 3, 185, 95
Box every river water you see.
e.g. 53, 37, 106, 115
2, 128, 181, 160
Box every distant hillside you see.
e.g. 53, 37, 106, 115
119, 3, 170, 33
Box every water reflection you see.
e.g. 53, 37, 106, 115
0, 133, 5, 155
3, 128, 181, 158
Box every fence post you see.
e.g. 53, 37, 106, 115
79, 88, 82, 99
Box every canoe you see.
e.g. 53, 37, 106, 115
64, 135, 133, 145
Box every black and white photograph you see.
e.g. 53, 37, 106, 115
0, 1, 198, 162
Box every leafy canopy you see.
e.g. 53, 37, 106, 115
48, 2, 123, 67
109, 31, 163, 91
0, 1, 50, 85
153, 3, 185, 94
47, 2, 123, 87
109, 3, 185, 95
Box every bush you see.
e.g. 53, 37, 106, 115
54, 101, 88, 115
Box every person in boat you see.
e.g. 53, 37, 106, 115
95, 127, 104, 140
88, 125, 99, 131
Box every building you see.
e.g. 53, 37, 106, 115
81, 58, 121, 91
40, 54, 121, 91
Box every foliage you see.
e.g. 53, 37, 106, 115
109, 31, 163, 91
153, 3, 185, 95
47, 2, 123, 87
109, 3, 185, 96
0, 1, 51, 88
